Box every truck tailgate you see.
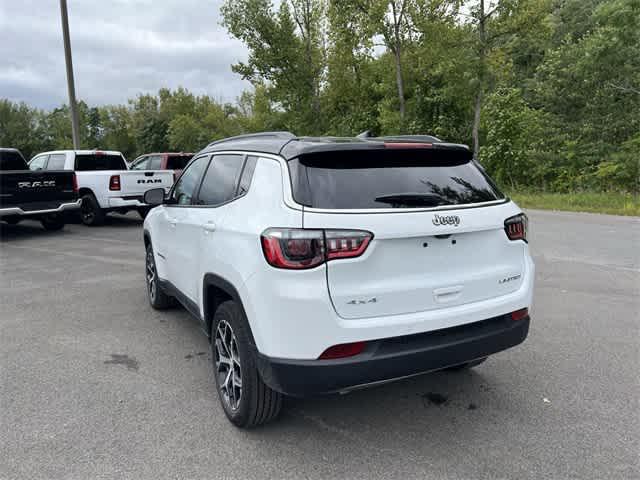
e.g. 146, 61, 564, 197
118, 170, 174, 195
0, 170, 77, 211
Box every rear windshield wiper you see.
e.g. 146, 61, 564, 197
374, 193, 452, 207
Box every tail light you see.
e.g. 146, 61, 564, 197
109, 175, 121, 191
319, 341, 367, 360
261, 228, 373, 269
511, 308, 529, 321
504, 213, 528, 242
72, 173, 78, 193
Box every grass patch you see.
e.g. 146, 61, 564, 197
509, 192, 639, 216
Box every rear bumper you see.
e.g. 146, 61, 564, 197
0, 199, 81, 218
257, 314, 530, 397
107, 196, 146, 208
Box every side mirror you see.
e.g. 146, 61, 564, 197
143, 188, 165, 206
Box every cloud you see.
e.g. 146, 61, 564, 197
0, 0, 250, 109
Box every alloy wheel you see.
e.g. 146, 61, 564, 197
81, 202, 95, 223
146, 249, 156, 302
214, 319, 242, 411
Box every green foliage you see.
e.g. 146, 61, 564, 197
509, 191, 640, 216
1, 0, 637, 198
481, 87, 552, 189
221, 0, 326, 133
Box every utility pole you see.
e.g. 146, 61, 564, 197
59, 0, 80, 149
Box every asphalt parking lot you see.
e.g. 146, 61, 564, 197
1, 210, 638, 479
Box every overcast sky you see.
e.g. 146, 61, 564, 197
0, 0, 250, 109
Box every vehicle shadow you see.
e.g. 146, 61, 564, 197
0, 212, 143, 242
0, 220, 65, 241
65, 211, 143, 227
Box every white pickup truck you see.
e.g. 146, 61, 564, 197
29, 150, 174, 226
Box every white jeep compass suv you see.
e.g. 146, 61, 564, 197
142, 132, 534, 428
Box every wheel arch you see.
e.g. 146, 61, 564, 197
203, 273, 256, 347
143, 229, 151, 247
78, 187, 95, 198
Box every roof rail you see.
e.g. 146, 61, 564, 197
207, 131, 296, 148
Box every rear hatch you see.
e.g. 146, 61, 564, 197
292, 145, 526, 319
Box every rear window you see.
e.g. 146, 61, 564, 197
0, 150, 27, 170
46, 154, 67, 170
167, 155, 193, 170
289, 149, 504, 209
75, 154, 126, 171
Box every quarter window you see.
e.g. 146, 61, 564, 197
196, 154, 245, 206
237, 156, 258, 196
170, 155, 209, 206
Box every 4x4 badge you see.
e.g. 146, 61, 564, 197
432, 214, 460, 226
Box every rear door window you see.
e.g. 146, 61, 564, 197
147, 155, 162, 170
45, 154, 67, 170
289, 149, 504, 209
75, 153, 126, 171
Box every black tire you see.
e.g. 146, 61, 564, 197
212, 300, 282, 428
145, 243, 173, 309
80, 193, 105, 226
138, 207, 151, 220
3, 218, 21, 225
446, 357, 488, 371
41, 215, 65, 231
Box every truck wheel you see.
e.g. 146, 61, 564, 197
80, 193, 105, 226
212, 300, 282, 428
138, 207, 151, 220
41, 215, 65, 231
446, 357, 488, 371
145, 243, 173, 309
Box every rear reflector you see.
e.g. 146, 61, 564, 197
109, 175, 121, 191
72, 173, 78, 193
511, 308, 529, 321
319, 341, 367, 360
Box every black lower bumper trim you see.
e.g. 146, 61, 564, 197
257, 315, 530, 397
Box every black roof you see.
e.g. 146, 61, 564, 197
202, 132, 469, 160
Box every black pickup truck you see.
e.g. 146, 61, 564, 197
0, 148, 81, 230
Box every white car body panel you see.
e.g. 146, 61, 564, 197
145, 151, 535, 360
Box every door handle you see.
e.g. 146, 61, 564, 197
203, 222, 216, 233
168, 218, 177, 228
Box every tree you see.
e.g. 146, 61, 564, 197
221, 0, 327, 133
465, 0, 550, 158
